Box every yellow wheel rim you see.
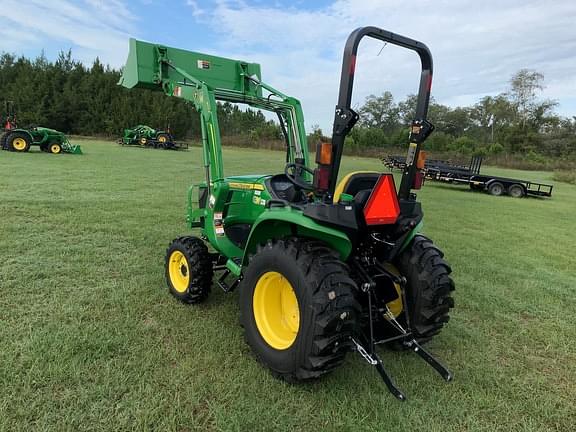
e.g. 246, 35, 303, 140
50, 144, 61, 154
13, 137, 27, 151
140, 137, 147, 145
384, 264, 403, 318
253, 271, 300, 350
158, 136, 167, 143
168, 250, 189, 293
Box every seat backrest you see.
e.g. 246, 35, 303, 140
333, 171, 381, 202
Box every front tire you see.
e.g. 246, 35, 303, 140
165, 236, 213, 304
240, 239, 360, 382
394, 235, 455, 345
49, 143, 62, 154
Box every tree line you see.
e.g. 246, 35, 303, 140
0, 51, 278, 140
342, 69, 576, 159
1, 51, 574, 159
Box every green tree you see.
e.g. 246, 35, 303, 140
358, 91, 400, 133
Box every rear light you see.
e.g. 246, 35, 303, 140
316, 142, 332, 165
314, 142, 333, 194
412, 171, 424, 190
313, 166, 331, 192
416, 150, 427, 169
363, 174, 400, 225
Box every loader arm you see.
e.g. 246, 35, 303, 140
118, 38, 310, 184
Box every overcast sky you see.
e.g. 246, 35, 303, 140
1, 0, 575, 132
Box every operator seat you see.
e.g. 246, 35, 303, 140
333, 171, 381, 204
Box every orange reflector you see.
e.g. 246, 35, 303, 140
363, 174, 400, 225
316, 142, 332, 165
416, 150, 427, 169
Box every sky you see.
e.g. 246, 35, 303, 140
1, 0, 575, 132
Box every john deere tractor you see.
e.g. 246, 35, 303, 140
1, 126, 82, 154
119, 26, 455, 400
118, 124, 180, 149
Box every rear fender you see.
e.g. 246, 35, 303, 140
9, 128, 34, 142
242, 207, 352, 265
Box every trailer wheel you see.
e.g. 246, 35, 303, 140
508, 184, 525, 198
240, 238, 360, 382
139, 137, 147, 146
488, 181, 504, 196
389, 235, 455, 348
7, 132, 31, 152
165, 236, 213, 304
49, 143, 62, 154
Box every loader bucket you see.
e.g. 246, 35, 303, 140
118, 38, 263, 97
66, 144, 83, 155
62, 141, 83, 154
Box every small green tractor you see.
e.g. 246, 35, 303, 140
1, 126, 82, 154
119, 124, 183, 149
120, 26, 455, 400
1, 102, 82, 155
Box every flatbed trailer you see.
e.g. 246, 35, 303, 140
382, 154, 467, 172
425, 156, 553, 198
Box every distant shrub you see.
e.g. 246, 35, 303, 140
488, 142, 504, 155
473, 147, 488, 157
553, 170, 576, 184
426, 131, 453, 151
526, 150, 547, 164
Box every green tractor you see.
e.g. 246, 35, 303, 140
119, 124, 181, 149
1, 101, 82, 154
119, 26, 455, 400
1, 126, 82, 154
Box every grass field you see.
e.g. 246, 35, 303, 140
1, 139, 575, 431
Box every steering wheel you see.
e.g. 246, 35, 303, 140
284, 163, 316, 191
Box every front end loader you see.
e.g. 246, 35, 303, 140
119, 26, 455, 400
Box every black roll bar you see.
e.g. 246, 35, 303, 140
328, 26, 434, 200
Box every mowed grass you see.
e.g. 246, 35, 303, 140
1, 140, 575, 431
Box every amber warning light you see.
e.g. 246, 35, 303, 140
363, 174, 400, 225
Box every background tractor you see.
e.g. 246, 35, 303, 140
0, 102, 82, 154
119, 124, 184, 150
1, 127, 82, 154
119, 26, 455, 400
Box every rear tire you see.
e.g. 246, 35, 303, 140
156, 133, 171, 145
165, 236, 213, 304
0, 132, 8, 150
7, 132, 31, 152
393, 235, 455, 346
240, 238, 360, 382
488, 181, 504, 196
